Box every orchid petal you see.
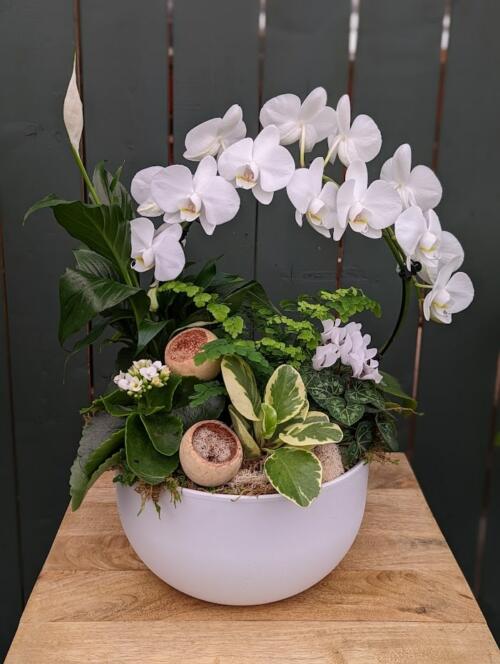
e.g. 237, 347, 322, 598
130, 217, 155, 256
153, 233, 186, 281
347, 114, 382, 162
131, 166, 164, 217
219, 104, 246, 146
259, 93, 301, 144
345, 160, 368, 196
395, 206, 427, 256
299, 87, 327, 121
440, 231, 464, 267
336, 179, 356, 227
363, 181, 402, 228
252, 183, 274, 205
183, 117, 221, 161
218, 138, 254, 181
320, 180, 338, 208
196, 176, 240, 226
287, 168, 314, 214
336, 94, 351, 134
193, 155, 218, 189
408, 165, 442, 211
258, 145, 295, 192
447, 272, 474, 313
150, 165, 194, 213
309, 157, 324, 195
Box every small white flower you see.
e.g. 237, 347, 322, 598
326, 95, 381, 167
183, 105, 246, 161
423, 257, 474, 324
130, 218, 186, 281
259, 87, 336, 151
150, 156, 240, 235
380, 144, 442, 211
286, 157, 338, 238
218, 125, 295, 204
131, 166, 165, 217
127, 376, 144, 393
312, 319, 382, 383
113, 371, 133, 391
395, 206, 463, 280
335, 161, 402, 240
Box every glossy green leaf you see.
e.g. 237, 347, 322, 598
125, 414, 179, 481
70, 450, 122, 511
221, 355, 261, 421
141, 412, 183, 456
59, 268, 139, 343
264, 364, 306, 425
375, 414, 399, 451
136, 318, 168, 354
264, 447, 322, 507
260, 402, 278, 439
228, 405, 261, 459
279, 420, 343, 447
379, 371, 417, 410
327, 397, 365, 426
74, 248, 120, 280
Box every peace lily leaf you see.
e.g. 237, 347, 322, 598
74, 248, 120, 280
375, 414, 399, 451
141, 412, 183, 456
59, 268, 140, 343
327, 396, 365, 426
63, 57, 83, 151
379, 371, 417, 410
137, 318, 168, 354
126, 413, 179, 481
260, 403, 278, 440
264, 365, 306, 424
264, 447, 322, 507
221, 355, 261, 421
279, 421, 343, 447
92, 161, 134, 220
229, 405, 261, 459
70, 450, 122, 511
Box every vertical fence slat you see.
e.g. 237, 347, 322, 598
344, 0, 444, 400
174, 0, 260, 278
0, 0, 87, 604
416, 0, 500, 583
0, 240, 22, 657
80, 0, 170, 390
256, 0, 350, 302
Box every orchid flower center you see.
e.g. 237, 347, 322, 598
236, 162, 259, 189
419, 231, 439, 256
306, 197, 326, 226
179, 193, 202, 222
132, 247, 155, 270
351, 211, 368, 232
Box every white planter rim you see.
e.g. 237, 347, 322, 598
176, 458, 366, 504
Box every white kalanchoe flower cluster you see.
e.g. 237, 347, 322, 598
312, 319, 382, 384
128, 86, 473, 325
113, 359, 170, 398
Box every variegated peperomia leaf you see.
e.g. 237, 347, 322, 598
260, 403, 278, 439
264, 364, 306, 424
264, 447, 322, 507
228, 405, 261, 458
304, 410, 330, 423
279, 420, 343, 448
221, 355, 261, 421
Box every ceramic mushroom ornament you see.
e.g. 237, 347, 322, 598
179, 420, 243, 487
164, 328, 221, 380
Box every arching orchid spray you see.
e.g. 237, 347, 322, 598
125, 86, 473, 367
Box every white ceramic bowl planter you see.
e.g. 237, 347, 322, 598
116, 460, 368, 605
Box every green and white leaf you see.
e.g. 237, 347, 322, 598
375, 414, 399, 451
264, 364, 306, 424
305, 410, 330, 423
260, 403, 277, 439
279, 421, 343, 447
264, 447, 322, 507
228, 405, 261, 459
327, 396, 365, 426
221, 355, 261, 421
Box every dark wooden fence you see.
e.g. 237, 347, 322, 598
0, 0, 499, 654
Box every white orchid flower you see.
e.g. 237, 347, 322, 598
130, 218, 185, 281
183, 105, 246, 161
259, 87, 336, 152
395, 206, 463, 280
286, 157, 338, 238
326, 95, 381, 167
131, 166, 164, 217
381, 144, 442, 211
218, 125, 295, 204
423, 257, 474, 324
150, 156, 240, 235
335, 161, 402, 240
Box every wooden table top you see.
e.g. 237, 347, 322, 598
6, 453, 499, 663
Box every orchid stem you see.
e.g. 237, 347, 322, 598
299, 128, 306, 167
70, 144, 101, 205
379, 229, 410, 356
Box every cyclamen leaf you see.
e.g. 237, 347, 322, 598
355, 420, 373, 447
327, 397, 365, 426
279, 421, 343, 447
375, 414, 399, 451
345, 380, 385, 410
264, 447, 322, 507
264, 365, 306, 424
221, 355, 261, 421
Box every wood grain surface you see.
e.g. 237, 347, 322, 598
5, 454, 499, 663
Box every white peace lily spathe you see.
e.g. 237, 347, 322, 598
131, 166, 164, 217
381, 144, 442, 211
130, 218, 185, 281
335, 161, 402, 240
395, 206, 463, 280
423, 257, 474, 324
218, 125, 295, 204
326, 95, 381, 167
183, 104, 246, 161
63, 58, 83, 152
150, 155, 240, 235
286, 157, 338, 238
259, 87, 336, 152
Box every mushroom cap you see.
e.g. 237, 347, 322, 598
164, 328, 221, 380
180, 420, 243, 487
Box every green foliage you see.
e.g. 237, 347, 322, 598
194, 338, 272, 375
188, 381, 227, 407
264, 447, 322, 507
140, 412, 183, 456
317, 288, 381, 322
125, 414, 179, 483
